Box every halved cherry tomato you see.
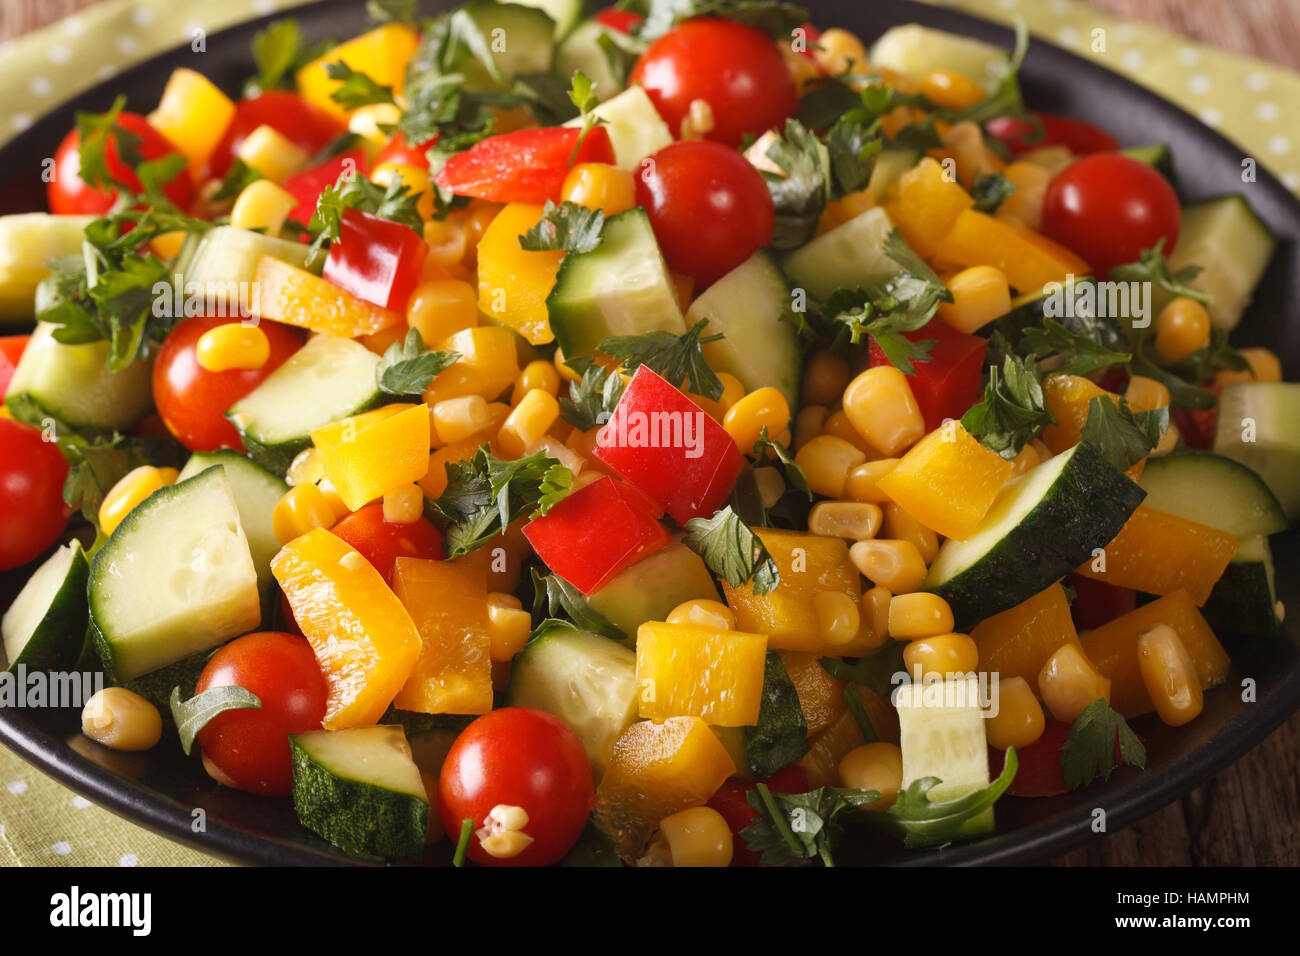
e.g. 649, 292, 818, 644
0, 335, 30, 397
434, 126, 615, 205
47, 112, 194, 215
327, 502, 443, 584
985, 111, 1121, 157
152, 315, 302, 452
707, 765, 809, 866
0, 419, 70, 571
635, 139, 775, 287
439, 707, 594, 867
204, 91, 346, 180
194, 631, 329, 797
630, 19, 798, 146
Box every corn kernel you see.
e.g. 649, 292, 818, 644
553, 345, 582, 383
936, 265, 1011, 334
794, 405, 828, 451
801, 350, 850, 407
844, 459, 899, 503
194, 323, 270, 373
236, 124, 310, 183
723, 387, 791, 454
406, 279, 477, 347
849, 539, 928, 593
796, 435, 867, 498
1154, 297, 1211, 364
922, 69, 988, 111
814, 590, 861, 647
666, 599, 735, 631
1152, 421, 1180, 457
99, 466, 172, 537
984, 676, 1045, 750
1124, 375, 1171, 413
842, 366, 925, 456
488, 600, 533, 662
432, 395, 491, 445
229, 179, 298, 236
1136, 624, 1204, 727
657, 806, 733, 867
816, 27, 869, 74
1213, 346, 1283, 386
382, 484, 424, 524
423, 217, 469, 271
1008, 442, 1040, 477
1037, 643, 1110, 722
838, 742, 903, 808
858, 585, 893, 651
808, 501, 882, 540
716, 373, 746, 410
821, 408, 874, 456
882, 502, 939, 564
561, 162, 636, 215
315, 477, 348, 520
463, 201, 502, 247
903, 632, 979, 678
497, 388, 560, 459
512, 360, 561, 405
888, 592, 954, 640
272, 483, 339, 545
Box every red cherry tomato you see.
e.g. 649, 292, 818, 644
194, 631, 329, 797
0, 335, 29, 396
204, 92, 346, 180
985, 111, 1121, 157
47, 112, 194, 215
151, 316, 302, 452
1171, 384, 1221, 451
374, 131, 438, 170
630, 19, 798, 147
635, 140, 775, 287
1040, 154, 1180, 277
438, 707, 594, 867
592, 8, 643, 33
328, 503, 444, 584
0, 419, 71, 571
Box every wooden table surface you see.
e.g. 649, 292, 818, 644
1, 0, 1297, 867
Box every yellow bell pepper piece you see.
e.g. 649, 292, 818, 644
970, 583, 1080, 687
295, 24, 420, 124
635, 621, 768, 726
934, 209, 1090, 296
884, 157, 975, 258
596, 716, 735, 859
796, 686, 899, 787
476, 202, 566, 345
391, 557, 494, 715
254, 256, 403, 337
271, 528, 421, 728
148, 67, 237, 172
1039, 373, 1118, 454
311, 403, 431, 512
779, 650, 846, 738
422, 325, 520, 405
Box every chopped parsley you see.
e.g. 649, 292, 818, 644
518, 200, 605, 254
1078, 395, 1169, 472
599, 319, 726, 401
1060, 698, 1146, 789
375, 329, 459, 397
682, 505, 780, 596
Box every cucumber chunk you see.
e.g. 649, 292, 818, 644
184, 225, 312, 293
586, 542, 720, 640
563, 85, 674, 170
88, 466, 261, 682
436, 1, 556, 89
226, 334, 383, 473
506, 623, 638, 777
510, 0, 582, 39
2, 541, 89, 672
178, 450, 288, 588
782, 207, 902, 301
869, 24, 1009, 90
1120, 144, 1175, 183
290, 725, 429, 861
1202, 535, 1282, 637
0, 214, 96, 322
1212, 382, 1300, 524
1137, 451, 1287, 538
1169, 195, 1276, 330
867, 147, 922, 203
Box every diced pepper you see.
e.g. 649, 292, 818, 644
391, 556, 494, 715
1079, 590, 1231, 718
295, 24, 420, 123
0, 334, 29, 396
475, 202, 566, 345
1074, 505, 1238, 606
255, 256, 403, 337
867, 320, 987, 431
795, 686, 899, 788
876, 422, 1013, 540
969, 583, 1080, 687
596, 716, 736, 859
593, 366, 744, 525
148, 68, 237, 172
311, 403, 431, 512
422, 326, 520, 404
271, 528, 421, 728
721, 529, 860, 654
933, 209, 1090, 295
1067, 572, 1137, 631
706, 765, 809, 867
321, 208, 429, 311
523, 475, 670, 595
1039, 373, 1117, 454
282, 148, 369, 232
636, 621, 768, 726
778, 650, 845, 737
434, 126, 616, 205
884, 156, 975, 258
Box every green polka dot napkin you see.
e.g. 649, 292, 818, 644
2, 0, 1299, 867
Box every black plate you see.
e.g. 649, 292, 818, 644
1, 0, 1297, 866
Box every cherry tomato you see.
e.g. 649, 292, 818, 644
1040, 154, 1180, 277
194, 631, 329, 797
0, 419, 70, 571
985, 111, 1121, 157
630, 19, 798, 147
0, 335, 29, 396
151, 315, 302, 452
439, 707, 594, 867
593, 8, 643, 33
204, 91, 346, 180
374, 131, 438, 170
635, 140, 775, 287
328, 503, 444, 584
47, 112, 194, 216
1171, 384, 1221, 451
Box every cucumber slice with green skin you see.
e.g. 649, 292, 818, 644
688, 251, 802, 410
121, 648, 213, 718
510, 0, 582, 39
868, 24, 1009, 91
506, 622, 638, 777
4, 322, 154, 431
2, 541, 89, 672
178, 450, 287, 589
1202, 535, 1282, 637
1169, 195, 1276, 331
547, 206, 685, 360
1137, 451, 1287, 538
226, 334, 383, 473
290, 725, 429, 862
182, 226, 313, 296
867, 147, 922, 203
1212, 382, 1300, 524
896, 676, 993, 838
1120, 144, 1175, 184
0, 214, 97, 322
781, 207, 903, 302
436, 1, 556, 90
562, 85, 673, 170
585, 542, 720, 641
555, 20, 636, 105
924, 442, 1147, 629
89, 466, 261, 682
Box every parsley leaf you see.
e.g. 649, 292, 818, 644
306, 171, 424, 266
599, 319, 725, 401
1127, 351, 1217, 410
1108, 240, 1213, 305
1019, 318, 1131, 377
683, 506, 780, 596
961, 346, 1057, 459
934, 17, 1029, 125
529, 569, 627, 642
211, 158, 263, 205
375, 329, 459, 397
637, 0, 809, 43
567, 70, 607, 164
1059, 698, 1146, 789
740, 784, 879, 867
970, 171, 1017, 213
518, 200, 605, 254
246, 19, 332, 97
753, 427, 812, 499
74, 95, 136, 194
760, 119, 832, 250
819, 641, 906, 698
325, 61, 396, 110
1079, 395, 1169, 471
558, 359, 625, 432
873, 746, 1019, 848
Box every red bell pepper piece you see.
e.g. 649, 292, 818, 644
592, 8, 643, 33
986, 111, 1121, 157
434, 126, 615, 205
593, 365, 744, 525
0, 335, 30, 397
328, 502, 444, 585
990, 720, 1072, 797
321, 208, 430, 311
523, 475, 670, 595
707, 765, 810, 866
868, 320, 988, 431
1170, 383, 1221, 450
1066, 572, 1137, 631
282, 147, 369, 233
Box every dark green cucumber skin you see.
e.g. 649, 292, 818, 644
229, 396, 384, 475
8, 548, 90, 673
743, 651, 808, 778
289, 736, 428, 862
1202, 563, 1280, 637
122, 650, 214, 721
929, 443, 1147, 630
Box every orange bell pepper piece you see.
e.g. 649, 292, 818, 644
934, 209, 1090, 296
476, 202, 565, 345
255, 256, 403, 337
